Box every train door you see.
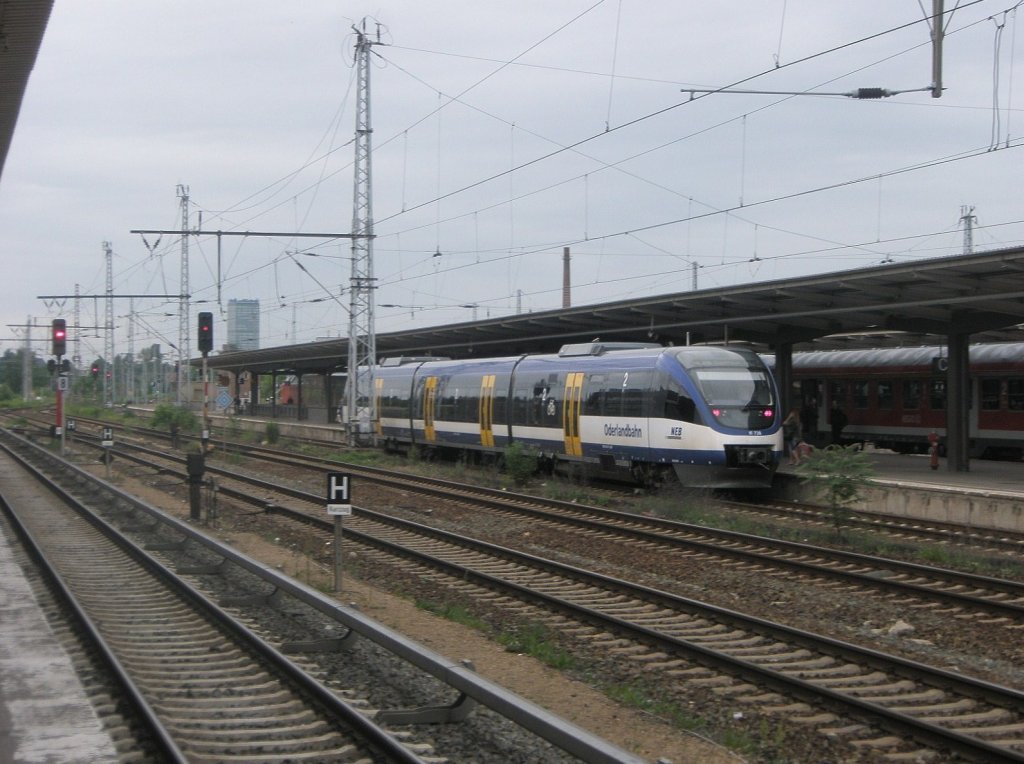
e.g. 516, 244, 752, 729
479, 374, 496, 447
423, 376, 438, 442
563, 371, 584, 456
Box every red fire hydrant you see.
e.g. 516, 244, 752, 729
928, 430, 940, 470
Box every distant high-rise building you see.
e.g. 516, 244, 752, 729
227, 299, 260, 351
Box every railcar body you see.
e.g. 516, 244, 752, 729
372, 342, 781, 489
784, 342, 1024, 459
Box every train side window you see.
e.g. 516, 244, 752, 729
492, 375, 509, 424
929, 380, 946, 411
902, 380, 921, 409
531, 381, 551, 424
622, 371, 651, 417
437, 380, 457, 421
662, 377, 697, 423
877, 381, 893, 409
829, 381, 846, 408
853, 380, 869, 409
603, 387, 623, 417
510, 377, 533, 424
583, 374, 606, 416
981, 378, 1002, 410
1008, 379, 1024, 411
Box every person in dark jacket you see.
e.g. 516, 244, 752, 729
783, 407, 802, 463
829, 400, 848, 445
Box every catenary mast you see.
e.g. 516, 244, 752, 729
347, 21, 380, 444
177, 184, 190, 404
104, 241, 114, 407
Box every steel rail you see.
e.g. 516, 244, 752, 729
1, 427, 646, 764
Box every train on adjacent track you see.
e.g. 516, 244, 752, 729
782, 342, 1024, 459
365, 342, 782, 489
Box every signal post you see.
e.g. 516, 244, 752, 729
198, 312, 213, 452
50, 319, 67, 455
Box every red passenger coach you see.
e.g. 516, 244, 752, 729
783, 343, 1024, 459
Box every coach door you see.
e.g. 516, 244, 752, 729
479, 374, 496, 447
563, 372, 584, 456
423, 376, 438, 441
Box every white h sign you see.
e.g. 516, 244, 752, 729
326, 472, 352, 515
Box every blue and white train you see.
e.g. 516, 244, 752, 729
370, 341, 782, 489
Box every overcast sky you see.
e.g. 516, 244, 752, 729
1, 1, 1022, 364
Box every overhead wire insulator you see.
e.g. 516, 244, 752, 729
845, 88, 893, 99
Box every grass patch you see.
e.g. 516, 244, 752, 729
496, 623, 576, 670
416, 599, 489, 631
604, 680, 767, 758
537, 477, 612, 505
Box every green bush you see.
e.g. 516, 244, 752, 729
795, 444, 874, 533
265, 421, 280, 444
150, 404, 196, 432
503, 441, 538, 486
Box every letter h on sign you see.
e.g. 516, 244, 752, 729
326, 472, 352, 515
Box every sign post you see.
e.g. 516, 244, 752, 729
101, 427, 113, 479
326, 472, 352, 593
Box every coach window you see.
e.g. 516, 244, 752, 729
510, 377, 532, 424
381, 380, 407, 418
829, 382, 846, 409
853, 380, 869, 409
583, 374, 606, 416
980, 378, 1002, 411
437, 381, 457, 421
622, 371, 651, 417
1008, 379, 1024, 411
877, 380, 894, 410
929, 379, 946, 410
492, 374, 510, 424
902, 380, 921, 409
657, 373, 697, 423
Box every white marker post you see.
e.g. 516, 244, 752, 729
326, 473, 351, 593
101, 427, 114, 479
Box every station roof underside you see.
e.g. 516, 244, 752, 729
0, 1, 53, 183
203, 246, 1024, 378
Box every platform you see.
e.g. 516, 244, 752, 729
777, 448, 1024, 533
0, 515, 120, 763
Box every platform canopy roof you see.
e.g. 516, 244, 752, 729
203, 245, 1024, 377
0, 0, 53, 183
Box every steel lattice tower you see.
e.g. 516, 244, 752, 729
103, 241, 114, 407
346, 23, 379, 444
177, 184, 191, 404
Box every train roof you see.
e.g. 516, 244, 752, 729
764, 342, 1024, 370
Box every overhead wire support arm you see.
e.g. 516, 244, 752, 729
130, 229, 367, 239
681, 86, 935, 99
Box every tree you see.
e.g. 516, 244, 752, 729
794, 444, 875, 534
0, 349, 50, 397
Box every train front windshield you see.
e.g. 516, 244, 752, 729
674, 349, 776, 430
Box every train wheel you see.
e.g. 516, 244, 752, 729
631, 463, 665, 490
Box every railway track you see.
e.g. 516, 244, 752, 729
59, 408, 1024, 555
717, 495, 1024, 556
46, 420, 1024, 760
0, 425, 646, 764
0, 439, 428, 763
70, 425, 1024, 629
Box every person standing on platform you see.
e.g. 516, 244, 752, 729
783, 407, 802, 464
829, 399, 848, 445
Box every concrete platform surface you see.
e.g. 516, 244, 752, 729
0, 521, 119, 764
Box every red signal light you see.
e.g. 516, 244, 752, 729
51, 318, 67, 356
